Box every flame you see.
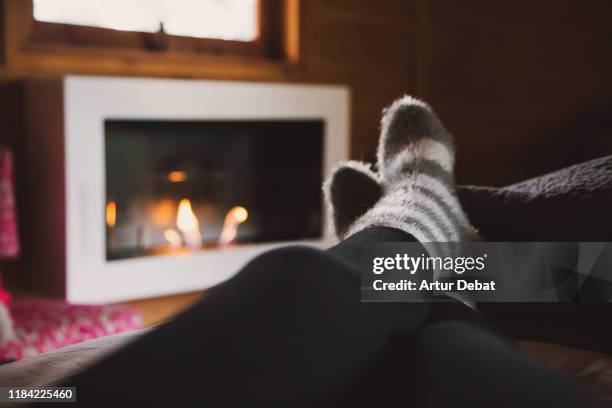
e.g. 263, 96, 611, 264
164, 229, 182, 248
106, 201, 117, 227
176, 198, 202, 249
219, 206, 248, 246
177, 198, 199, 231
168, 171, 188, 183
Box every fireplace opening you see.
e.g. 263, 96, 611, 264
104, 120, 324, 260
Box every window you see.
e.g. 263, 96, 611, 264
33, 0, 258, 42
1, 0, 299, 78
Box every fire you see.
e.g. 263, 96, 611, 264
164, 229, 182, 248
161, 201, 247, 250
219, 206, 248, 246
176, 198, 202, 249
106, 201, 117, 227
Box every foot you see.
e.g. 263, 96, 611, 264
324, 95, 479, 243
323, 161, 383, 239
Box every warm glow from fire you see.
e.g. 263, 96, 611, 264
168, 171, 188, 183
219, 206, 248, 246
106, 201, 117, 227
164, 229, 182, 248
150, 198, 175, 226
176, 198, 202, 249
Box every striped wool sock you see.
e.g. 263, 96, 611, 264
327, 96, 479, 243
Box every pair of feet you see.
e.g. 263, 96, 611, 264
324, 96, 479, 244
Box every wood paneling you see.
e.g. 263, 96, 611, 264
294, 0, 419, 161
22, 80, 66, 296
421, 0, 612, 185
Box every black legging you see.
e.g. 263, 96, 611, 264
52, 228, 604, 407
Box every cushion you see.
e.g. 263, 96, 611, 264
457, 155, 612, 398
458, 154, 612, 241
0, 299, 142, 362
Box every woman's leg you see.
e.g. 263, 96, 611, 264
57, 229, 433, 407
56, 228, 602, 407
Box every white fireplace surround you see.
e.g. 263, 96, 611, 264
64, 76, 349, 303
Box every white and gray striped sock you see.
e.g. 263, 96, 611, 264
325, 95, 479, 244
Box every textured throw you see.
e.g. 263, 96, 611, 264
0, 299, 142, 363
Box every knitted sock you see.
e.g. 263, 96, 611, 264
323, 161, 383, 239
324, 96, 479, 244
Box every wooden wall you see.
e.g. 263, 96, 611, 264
415, 0, 612, 185
297, 0, 612, 186
293, 0, 421, 164
2, 0, 612, 186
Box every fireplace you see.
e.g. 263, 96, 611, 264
13, 76, 349, 303
104, 119, 324, 260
